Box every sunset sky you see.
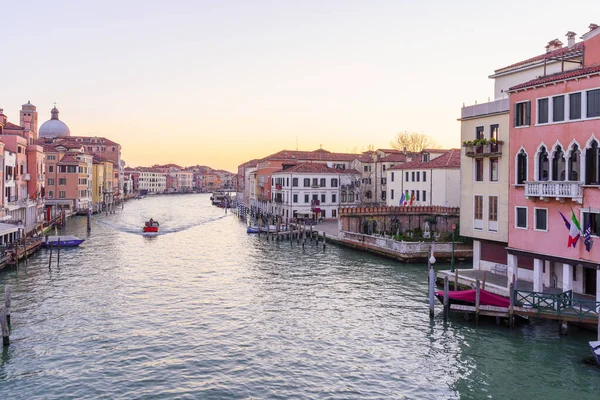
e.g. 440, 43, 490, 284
1, 1, 597, 172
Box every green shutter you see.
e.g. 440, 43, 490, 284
525, 101, 531, 125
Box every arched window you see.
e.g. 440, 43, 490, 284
341, 191, 347, 202
586, 140, 600, 185
552, 145, 566, 181
517, 149, 527, 184
349, 191, 355, 202
568, 144, 580, 181
538, 146, 549, 181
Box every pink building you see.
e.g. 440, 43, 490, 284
507, 24, 600, 298
0, 102, 45, 233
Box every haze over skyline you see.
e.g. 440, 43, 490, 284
2, 0, 597, 171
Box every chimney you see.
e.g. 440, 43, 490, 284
566, 31, 577, 47
590, 23, 599, 32
546, 39, 563, 53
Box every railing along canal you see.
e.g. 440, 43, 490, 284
514, 289, 600, 321
340, 231, 454, 253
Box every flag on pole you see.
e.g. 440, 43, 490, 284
399, 191, 406, 206
558, 210, 572, 248
409, 192, 415, 206
584, 217, 592, 252
568, 208, 582, 248
404, 190, 409, 206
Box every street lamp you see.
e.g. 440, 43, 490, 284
450, 223, 456, 273
428, 244, 436, 318
428, 244, 436, 269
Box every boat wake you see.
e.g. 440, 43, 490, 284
92, 214, 230, 236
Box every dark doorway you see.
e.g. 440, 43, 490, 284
585, 268, 597, 295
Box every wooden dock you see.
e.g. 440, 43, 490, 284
432, 274, 600, 330
6, 237, 43, 265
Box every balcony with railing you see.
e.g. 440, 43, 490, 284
274, 196, 283, 204
524, 181, 583, 203
463, 141, 504, 158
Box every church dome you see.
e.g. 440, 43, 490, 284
39, 106, 70, 138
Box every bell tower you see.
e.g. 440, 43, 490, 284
20, 100, 38, 136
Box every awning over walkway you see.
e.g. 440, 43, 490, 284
0, 223, 19, 236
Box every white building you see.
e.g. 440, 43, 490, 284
137, 169, 167, 193
271, 162, 361, 220
386, 149, 461, 207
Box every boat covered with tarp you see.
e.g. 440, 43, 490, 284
434, 289, 510, 308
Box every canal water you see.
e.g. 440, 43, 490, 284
1, 194, 599, 399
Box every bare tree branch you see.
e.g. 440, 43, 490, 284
389, 131, 439, 153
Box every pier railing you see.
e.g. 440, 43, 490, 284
339, 205, 460, 216
340, 231, 455, 253
514, 289, 600, 321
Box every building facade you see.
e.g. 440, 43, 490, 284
271, 163, 361, 220
506, 24, 600, 297
386, 149, 461, 208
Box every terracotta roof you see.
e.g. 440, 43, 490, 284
69, 136, 120, 147
353, 154, 372, 162
264, 149, 357, 162
91, 153, 115, 164
4, 122, 24, 130
377, 148, 403, 153
153, 163, 182, 170
494, 42, 584, 74
58, 154, 85, 165
388, 149, 461, 170
509, 64, 600, 91
380, 153, 412, 163
273, 162, 360, 175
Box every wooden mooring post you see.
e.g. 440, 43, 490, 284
57, 238, 61, 266
443, 275, 449, 321
23, 235, 28, 266
87, 208, 92, 232
454, 269, 459, 290
258, 219, 262, 240
322, 232, 326, 251
475, 279, 481, 325
48, 243, 53, 269
0, 306, 8, 346
509, 282, 515, 328
482, 271, 487, 290
4, 286, 11, 327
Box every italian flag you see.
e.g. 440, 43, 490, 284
568, 209, 582, 248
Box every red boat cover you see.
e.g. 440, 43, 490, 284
434, 289, 510, 307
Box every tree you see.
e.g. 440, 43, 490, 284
390, 131, 439, 153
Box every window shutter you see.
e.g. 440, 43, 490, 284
513, 104, 518, 127
525, 101, 531, 125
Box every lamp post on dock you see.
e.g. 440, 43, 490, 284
428, 244, 436, 318
451, 223, 456, 273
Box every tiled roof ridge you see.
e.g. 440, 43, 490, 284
273, 161, 359, 174
509, 64, 600, 91
494, 42, 584, 74
388, 149, 460, 170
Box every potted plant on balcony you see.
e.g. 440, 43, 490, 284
462, 140, 474, 147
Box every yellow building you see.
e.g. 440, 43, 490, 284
92, 156, 115, 212
92, 159, 105, 212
